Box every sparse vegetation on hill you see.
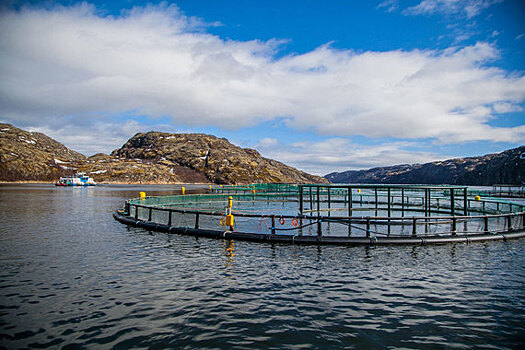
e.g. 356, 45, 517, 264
325, 146, 525, 185
0, 124, 326, 184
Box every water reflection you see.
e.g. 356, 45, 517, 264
223, 240, 236, 285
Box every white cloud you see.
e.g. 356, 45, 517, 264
255, 138, 446, 175
26, 119, 174, 156
377, 0, 398, 13
403, 0, 502, 19
257, 137, 279, 148
0, 3, 524, 153
492, 102, 522, 114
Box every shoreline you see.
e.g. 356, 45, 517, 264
0, 181, 212, 185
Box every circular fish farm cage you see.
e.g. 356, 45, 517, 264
113, 183, 525, 245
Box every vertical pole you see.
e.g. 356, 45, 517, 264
135, 205, 138, 220
168, 210, 172, 226
387, 188, 391, 236
299, 186, 303, 215
412, 217, 417, 236
484, 216, 488, 233
401, 188, 405, 217
507, 215, 512, 232
327, 187, 331, 217
428, 189, 432, 217
348, 187, 353, 236
375, 188, 378, 209
424, 189, 428, 216
271, 215, 276, 235
387, 188, 391, 217
366, 217, 371, 238
451, 188, 455, 216
348, 187, 353, 217
195, 212, 200, 229
463, 188, 468, 216
452, 217, 457, 235
317, 218, 322, 237
316, 186, 320, 215
148, 207, 152, 222
309, 187, 313, 212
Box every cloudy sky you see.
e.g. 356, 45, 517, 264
1, 0, 524, 175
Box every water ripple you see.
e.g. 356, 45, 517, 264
1, 185, 525, 349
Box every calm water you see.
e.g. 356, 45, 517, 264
1, 184, 525, 349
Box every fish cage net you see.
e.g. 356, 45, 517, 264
120, 184, 525, 241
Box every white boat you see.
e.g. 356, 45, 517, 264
56, 172, 97, 186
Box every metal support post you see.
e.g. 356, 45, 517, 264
387, 188, 391, 217
463, 188, 468, 216
327, 187, 331, 217
299, 186, 303, 215
451, 189, 455, 216
317, 186, 320, 214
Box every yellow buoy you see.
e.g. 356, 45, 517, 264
475, 195, 481, 201
225, 214, 234, 227
181, 187, 186, 195
139, 192, 146, 200
226, 196, 234, 229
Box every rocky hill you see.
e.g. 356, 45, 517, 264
111, 132, 326, 184
0, 123, 86, 181
325, 146, 525, 185
0, 123, 326, 184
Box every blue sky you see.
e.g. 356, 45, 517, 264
1, 0, 524, 174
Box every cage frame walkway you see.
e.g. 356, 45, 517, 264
113, 183, 525, 245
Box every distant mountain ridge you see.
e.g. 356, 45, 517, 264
0, 123, 327, 184
325, 146, 525, 185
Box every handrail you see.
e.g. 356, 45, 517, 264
119, 184, 525, 241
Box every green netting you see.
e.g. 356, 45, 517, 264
123, 183, 525, 238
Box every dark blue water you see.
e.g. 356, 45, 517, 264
1, 184, 525, 349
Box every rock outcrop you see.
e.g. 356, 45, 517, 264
111, 132, 327, 184
325, 146, 525, 185
0, 123, 85, 181
0, 124, 326, 184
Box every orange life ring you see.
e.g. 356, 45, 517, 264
291, 218, 299, 227
279, 217, 285, 225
